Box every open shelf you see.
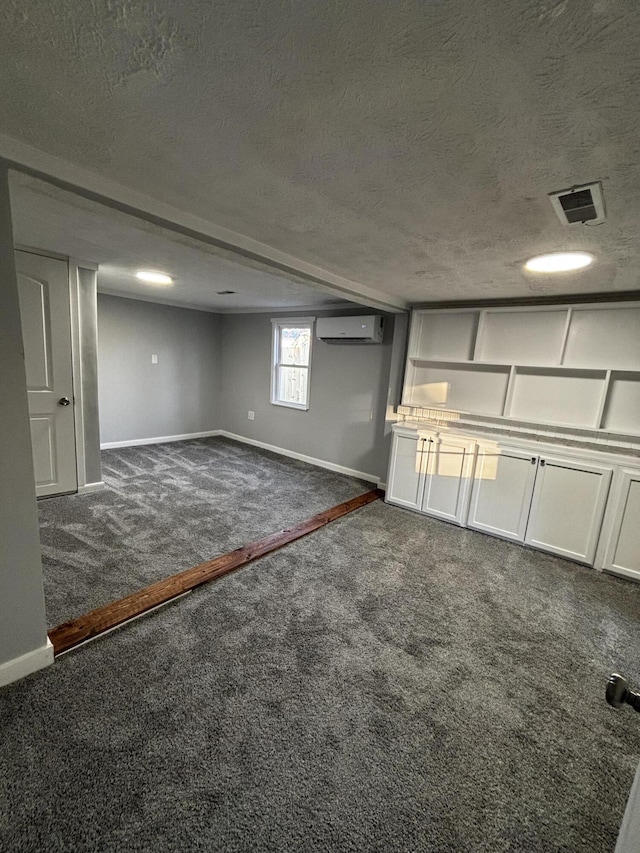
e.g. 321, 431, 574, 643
475, 308, 567, 366
600, 372, 640, 433
506, 367, 607, 429
405, 301, 640, 436
410, 310, 478, 361
563, 306, 640, 370
410, 357, 475, 365
405, 361, 510, 416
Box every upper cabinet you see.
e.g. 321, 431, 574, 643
402, 302, 640, 436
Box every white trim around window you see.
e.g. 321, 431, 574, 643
270, 317, 315, 410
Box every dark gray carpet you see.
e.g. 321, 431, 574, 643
38, 436, 374, 626
3, 500, 640, 852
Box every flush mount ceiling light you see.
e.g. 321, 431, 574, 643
524, 252, 594, 273
135, 270, 173, 285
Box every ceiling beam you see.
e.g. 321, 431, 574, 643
0, 133, 408, 314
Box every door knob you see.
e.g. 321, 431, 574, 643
606, 673, 640, 712
58, 397, 71, 406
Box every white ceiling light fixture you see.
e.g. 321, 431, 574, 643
524, 252, 594, 273
135, 270, 174, 285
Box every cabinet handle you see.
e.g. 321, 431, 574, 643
540, 459, 546, 467
531, 457, 537, 465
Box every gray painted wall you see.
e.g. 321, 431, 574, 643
0, 166, 49, 668
220, 311, 396, 481
75, 265, 102, 485
98, 295, 222, 444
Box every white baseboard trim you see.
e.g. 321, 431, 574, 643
77, 481, 106, 495
99, 429, 384, 486
101, 430, 222, 450
0, 638, 54, 688
219, 430, 381, 485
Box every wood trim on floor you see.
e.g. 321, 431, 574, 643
48, 488, 384, 656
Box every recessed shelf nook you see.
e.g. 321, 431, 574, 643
402, 301, 640, 435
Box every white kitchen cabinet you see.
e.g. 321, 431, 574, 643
602, 468, 640, 582
386, 428, 473, 525
420, 435, 476, 525
386, 432, 427, 510
386, 423, 635, 574
524, 456, 613, 565
467, 448, 538, 542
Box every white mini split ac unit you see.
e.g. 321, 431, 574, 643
315, 315, 384, 343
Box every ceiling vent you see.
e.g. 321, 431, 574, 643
549, 182, 605, 225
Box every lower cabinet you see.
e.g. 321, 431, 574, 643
524, 456, 612, 565
467, 448, 538, 542
420, 435, 476, 525
387, 429, 474, 525
387, 425, 624, 569
386, 432, 427, 510
602, 468, 640, 582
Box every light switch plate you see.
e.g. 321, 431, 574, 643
248, 411, 255, 420
151, 354, 158, 364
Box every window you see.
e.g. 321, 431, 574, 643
271, 318, 314, 410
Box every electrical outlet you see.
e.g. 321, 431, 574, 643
248, 411, 255, 420
151, 354, 158, 364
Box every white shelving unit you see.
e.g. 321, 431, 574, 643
402, 302, 640, 435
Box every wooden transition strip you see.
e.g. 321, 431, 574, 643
49, 488, 384, 656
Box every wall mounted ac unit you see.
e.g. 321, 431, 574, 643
316, 314, 384, 343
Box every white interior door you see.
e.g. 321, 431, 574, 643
468, 449, 538, 542
15, 251, 77, 497
524, 456, 612, 565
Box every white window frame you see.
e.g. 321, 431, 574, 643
270, 317, 315, 410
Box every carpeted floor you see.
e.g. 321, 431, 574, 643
38, 436, 374, 626
3, 496, 640, 852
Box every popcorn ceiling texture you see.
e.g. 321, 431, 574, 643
9, 173, 350, 312
2, 0, 640, 302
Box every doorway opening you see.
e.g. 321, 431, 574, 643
10, 169, 385, 631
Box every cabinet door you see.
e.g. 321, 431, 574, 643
602, 469, 640, 582
525, 456, 612, 565
386, 434, 426, 510
468, 449, 538, 542
421, 437, 476, 525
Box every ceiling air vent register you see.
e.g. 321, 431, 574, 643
549, 182, 605, 225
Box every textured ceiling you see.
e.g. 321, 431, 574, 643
3, 0, 640, 303
9, 173, 350, 312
